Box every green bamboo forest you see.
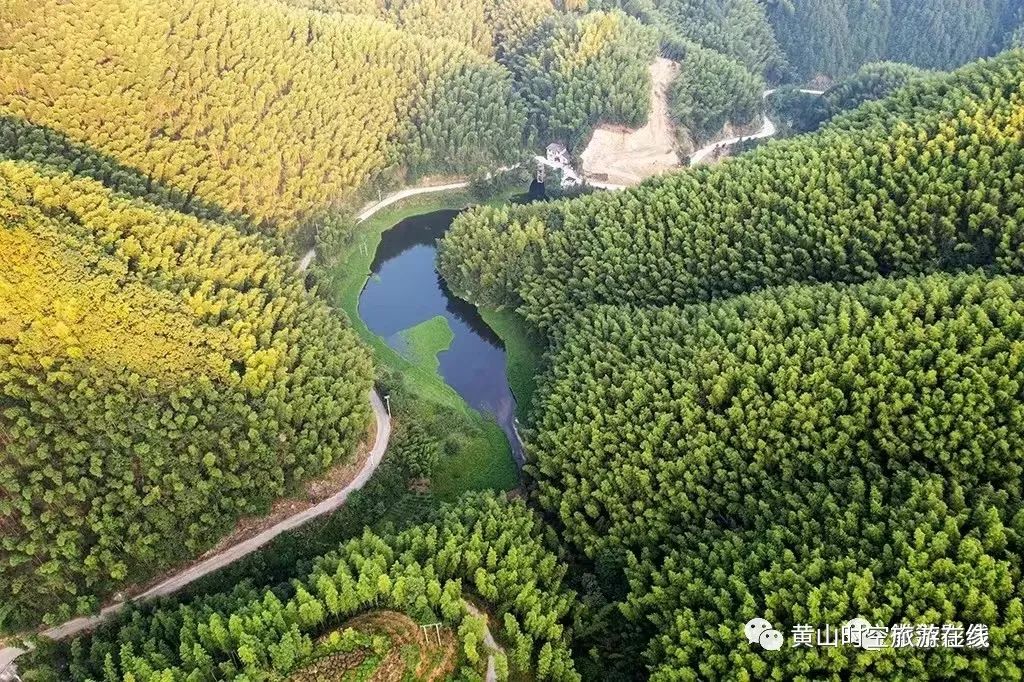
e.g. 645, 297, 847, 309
2, 0, 1024, 679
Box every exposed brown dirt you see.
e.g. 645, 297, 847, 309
349, 611, 457, 682
289, 649, 369, 681
580, 57, 682, 186
291, 610, 459, 681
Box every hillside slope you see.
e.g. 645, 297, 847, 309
0, 158, 373, 627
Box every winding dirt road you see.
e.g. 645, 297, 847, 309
688, 88, 826, 167
0, 187, 438, 673
0, 392, 390, 674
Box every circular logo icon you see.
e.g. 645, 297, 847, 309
759, 629, 784, 651
744, 618, 773, 645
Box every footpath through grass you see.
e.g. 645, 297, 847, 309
323, 187, 521, 500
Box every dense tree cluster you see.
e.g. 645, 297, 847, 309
0, 0, 527, 232
823, 61, 933, 113
440, 52, 1024, 678
669, 41, 764, 143
0, 116, 254, 231
767, 0, 1020, 78
391, 422, 443, 480
529, 273, 1024, 554
503, 10, 658, 146
629, 474, 1024, 679
650, 0, 783, 75
536, 273, 1024, 677
0, 0, 675, 229
283, 0, 556, 57
35, 494, 580, 681
0, 159, 373, 627
767, 62, 932, 136
593, 0, 782, 75
440, 51, 1024, 328
403, 61, 527, 176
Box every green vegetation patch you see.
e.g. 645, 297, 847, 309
321, 187, 519, 499
479, 307, 545, 422
396, 315, 454, 375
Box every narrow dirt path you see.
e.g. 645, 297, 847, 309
464, 602, 504, 682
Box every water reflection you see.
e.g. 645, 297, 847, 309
358, 209, 523, 465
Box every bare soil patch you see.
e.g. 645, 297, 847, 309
351, 611, 457, 682
580, 57, 682, 186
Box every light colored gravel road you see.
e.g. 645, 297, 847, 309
464, 602, 505, 682
689, 88, 826, 167
298, 181, 472, 269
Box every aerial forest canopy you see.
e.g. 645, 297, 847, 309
590, 0, 780, 143
41, 495, 582, 681
766, 0, 1024, 79
0, 0, 662, 630
769, 61, 936, 136
502, 10, 658, 147
281, 0, 556, 57
0, 158, 374, 627
438, 50, 1024, 678
822, 61, 934, 113
547, 273, 1024, 678
5, 0, 1024, 676
439, 50, 1024, 326
0, 0, 664, 234
0, 0, 527, 232
668, 41, 764, 142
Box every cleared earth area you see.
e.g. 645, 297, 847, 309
290, 611, 457, 681
581, 57, 682, 186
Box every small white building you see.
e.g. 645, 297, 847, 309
546, 142, 570, 166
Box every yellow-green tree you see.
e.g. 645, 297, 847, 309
0, 159, 373, 626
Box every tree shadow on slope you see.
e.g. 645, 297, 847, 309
0, 115, 257, 232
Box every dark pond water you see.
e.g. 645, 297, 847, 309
358, 209, 525, 465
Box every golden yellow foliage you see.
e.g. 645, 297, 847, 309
0, 158, 373, 624
0, 225, 235, 383
282, 0, 555, 55
0, 0, 508, 229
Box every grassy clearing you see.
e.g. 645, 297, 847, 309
478, 308, 546, 422
397, 315, 454, 374
321, 187, 521, 499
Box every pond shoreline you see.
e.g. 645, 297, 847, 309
358, 208, 526, 466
